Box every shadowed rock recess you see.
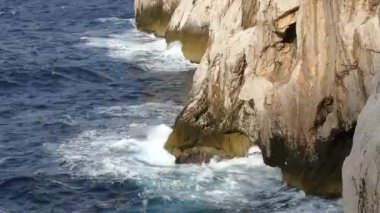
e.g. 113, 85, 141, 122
135, 0, 380, 197
134, 0, 180, 36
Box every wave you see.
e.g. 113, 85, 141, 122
55, 103, 342, 212
58, 122, 267, 197
0, 9, 17, 18
80, 18, 196, 72
57, 102, 182, 178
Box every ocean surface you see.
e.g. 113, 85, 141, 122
0, 0, 343, 212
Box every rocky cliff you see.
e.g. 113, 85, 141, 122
135, 0, 380, 197
134, 0, 180, 36
343, 73, 380, 212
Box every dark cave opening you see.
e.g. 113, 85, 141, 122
282, 23, 297, 44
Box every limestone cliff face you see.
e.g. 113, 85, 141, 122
134, 0, 180, 36
343, 73, 380, 212
165, 0, 212, 62
164, 0, 380, 196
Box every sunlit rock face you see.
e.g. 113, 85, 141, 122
134, 0, 180, 36
343, 73, 380, 213
164, 0, 380, 196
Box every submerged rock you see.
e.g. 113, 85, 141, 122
163, 0, 380, 197
343, 73, 380, 212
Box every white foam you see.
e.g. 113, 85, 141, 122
57, 103, 178, 178
132, 124, 175, 166
58, 124, 176, 180
96, 17, 129, 24
59, 120, 271, 206
80, 18, 195, 72
248, 145, 261, 154
56, 102, 342, 212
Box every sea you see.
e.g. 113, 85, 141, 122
0, 0, 343, 212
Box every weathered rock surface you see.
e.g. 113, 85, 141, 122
164, 0, 380, 196
134, 0, 180, 36
343, 73, 380, 212
165, 0, 212, 62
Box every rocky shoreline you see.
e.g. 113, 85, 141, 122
135, 0, 380, 210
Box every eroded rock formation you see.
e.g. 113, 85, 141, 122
163, 0, 380, 196
134, 0, 180, 36
343, 73, 380, 212
134, 0, 210, 62
165, 0, 212, 62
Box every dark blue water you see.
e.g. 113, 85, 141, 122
0, 0, 343, 212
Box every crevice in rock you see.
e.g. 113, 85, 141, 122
353, 168, 369, 213
233, 54, 248, 74
313, 96, 334, 130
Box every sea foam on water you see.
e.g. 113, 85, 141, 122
80, 18, 195, 72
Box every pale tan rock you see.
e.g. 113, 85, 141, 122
134, 0, 180, 36
343, 73, 380, 213
165, 0, 380, 196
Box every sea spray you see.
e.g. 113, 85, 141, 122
133, 124, 175, 166
80, 19, 195, 72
